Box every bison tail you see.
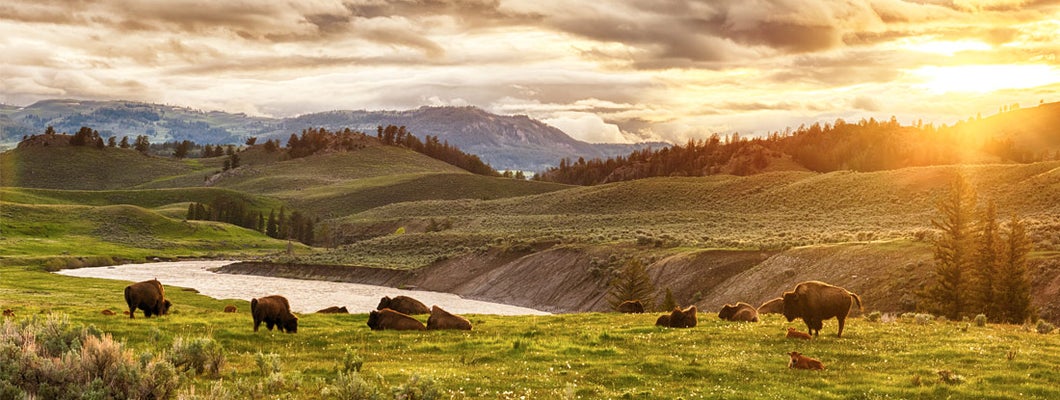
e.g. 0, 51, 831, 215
123, 286, 132, 303
850, 292, 864, 311
251, 298, 259, 312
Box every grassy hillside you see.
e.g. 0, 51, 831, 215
1, 266, 1058, 399
0, 146, 202, 190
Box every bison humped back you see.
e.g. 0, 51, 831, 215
426, 305, 472, 330
782, 281, 863, 337
251, 295, 298, 333
377, 296, 430, 315
718, 302, 759, 322
124, 279, 171, 319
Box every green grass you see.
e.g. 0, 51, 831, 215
0, 146, 202, 190
2, 265, 1058, 399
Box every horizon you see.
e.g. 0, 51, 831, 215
2, 0, 1058, 144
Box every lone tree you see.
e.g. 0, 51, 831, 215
920, 175, 977, 320
995, 214, 1034, 324
607, 258, 656, 312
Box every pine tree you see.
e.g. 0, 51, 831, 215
661, 287, 678, 312
606, 259, 656, 311
970, 200, 1002, 318
266, 210, 278, 238
995, 214, 1034, 323
119, 136, 130, 149
186, 203, 196, 220
920, 175, 977, 320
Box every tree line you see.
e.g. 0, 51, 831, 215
186, 198, 315, 245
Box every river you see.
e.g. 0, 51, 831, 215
55, 261, 548, 315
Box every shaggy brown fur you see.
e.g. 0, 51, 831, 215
101, 309, 115, 316
426, 305, 472, 330
668, 306, 698, 328
315, 306, 349, 314
251, 295, 298, 333
223, 305, 237, 313
377, 296, 430, 315
788, 351, 825, 370
757, 298, 785, 314
124, 279, 171, 319
782, 281, 863, 338
718, 302, 760, 322
617, 300, 645, 314
367, 308, 426, 331
655, 314, 671, 327
2, 309, 14, 318
786, 327, 812, 340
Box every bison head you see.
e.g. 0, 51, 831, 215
367, 310, 381, 330
162, 299, 172, 315
283, 315, 298, 333
377, 296, 391, 310
782, 292, 799, 322
718, 304, 737, 320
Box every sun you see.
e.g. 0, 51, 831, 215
910, 64, 1060, 94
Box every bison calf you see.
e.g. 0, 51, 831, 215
782, 280, 863, 337
786, 327, 812, 340
377, 296, 430, 315
427, 306, 472, 330
251, 295, 298, 333
788, 351, 824, 370
718, 302, 759, 322
101, 309, 115, 316
367, 308, 426, 331
124, 279, 171, 319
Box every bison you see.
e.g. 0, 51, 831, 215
251, 295, 298, 333
124, 279, 171, 319
315, 306, 349, 314
786, 327, 812, 340
367, 308, 426, 331
223, 305, 237, 313
788, 351, 825, 370
718, 302, 759, 322
665, 306, 698, 328
782, 281, 863, 338
426, 305, 472, 330
101, 309, 115, 316
2, 309, 14, 318
655, 314, 671, 327
757, 298, 785, 315
617, 300, 645, 314
377, 296, 430, 315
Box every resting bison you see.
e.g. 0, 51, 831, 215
786, 327, 812, 340
101, 309, 115, 316
377, 296, 430, 315
788, 351, 825, 370
223, 305, 237, 313
426, 306, 472, 330
2, 309, 14, 318
662, 306, 698, 328
315, 306, 349, 314
655, 314, 671, 327
124, 279, 171, 319
617, 300, 645, 314
718, 302, 759, 322
757, 298, 785, 314
251, 295, 298, 333
782, 281, 863, 337
367, 308, 426, 331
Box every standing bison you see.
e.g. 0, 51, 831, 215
124, 279, 171, 319
718, 302, 759, 322
782, 281, 863, 337
251, 295, 298, 333
426, 306, 472, 330
377, 296, 430, 315
367, 308, 426, 331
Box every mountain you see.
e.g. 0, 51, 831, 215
0, 99, 662, 171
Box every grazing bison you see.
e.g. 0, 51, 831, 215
786, 327, 812, 340
788, 351, 825, 370
2, 309, 14, 318
316, 306, 349, 314
655, 314, 671, 327
667, 306, 698, 328
223, 305, 237, 313
617, 300, 645, 314
757, 298, 785, 315
782, 281, 863, 338
377, 296, 430, 315
124, 279, 171, 319
367, 308, 426, 331
101, 309, 115, 316
251, 295, 298, 333
427, 306, 472, 330
718, 302, 760, 322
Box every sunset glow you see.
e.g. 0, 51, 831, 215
912, 65, 1060, 94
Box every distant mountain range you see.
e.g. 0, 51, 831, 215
0, 99, 663, 171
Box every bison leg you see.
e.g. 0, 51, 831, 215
253, 318, 262, 332
266, 321, 275, 331
128, 306, 136, 319
837, 316, 846, 338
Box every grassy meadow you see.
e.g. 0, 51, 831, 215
2, 266, 1059, 399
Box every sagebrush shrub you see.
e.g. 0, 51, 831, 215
170, 337, 226, 378
867, 311, 882, 322
974, 314, 987, 327
1037, 320, 1056, 335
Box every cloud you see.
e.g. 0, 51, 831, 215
543, 112, 633, 144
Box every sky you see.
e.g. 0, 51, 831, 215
1, 0, 1058, 144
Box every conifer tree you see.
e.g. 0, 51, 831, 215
920, 175, 977, 320
995, 214, 1034, 323
970, 200, 1002, 318
266, 210, 278, 238
661, 287, 678, 312
606, 259, 656, 311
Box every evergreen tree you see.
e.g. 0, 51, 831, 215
920, 175, 977, 320
186, 203, 196, 220
606, 259, 656, 311
257, 212, 265, 233
107, 136, 117, 147
134, 135, 150, 153
995, 214, 1034, 323
266, 210, 278, 238
174, 140, 192, 159
119, 136, 130, 149
970, 200, 1002, 318
278, 207, 288, 239
660, 287, 678, 312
